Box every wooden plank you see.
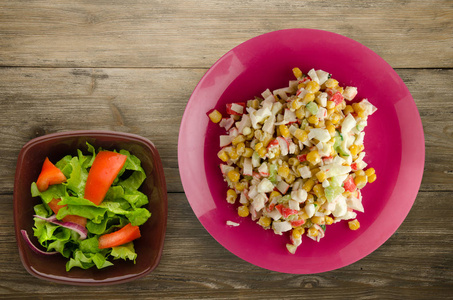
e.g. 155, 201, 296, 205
0, 0, 452, 68
0, 191, 451, 298
0, 68, 452, 193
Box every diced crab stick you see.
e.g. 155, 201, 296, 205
290, 219, 305, 227
220, 164, 234, 176
226, 102, 246, 115
243, 158, 253, 176
343, 175, 357, 192
219, 135, 233, 147
297, 154, 307, 162
313, 224, 325, 241
275, 205, 298, 218
276, 180, 290, 194
219, 117, 235, 131
276, 137, 289, 156
330, 91, 344, 105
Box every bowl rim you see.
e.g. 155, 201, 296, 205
14, 130, 168, 285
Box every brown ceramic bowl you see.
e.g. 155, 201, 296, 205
14, 131, 167, 285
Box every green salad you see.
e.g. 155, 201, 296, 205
26, 143, 151, 271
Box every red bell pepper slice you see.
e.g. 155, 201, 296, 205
36, 157, 67, 192
47, 198, 87, 227
344, 175, 357, 192
98, 223, 141, 249
330, 91, 344, 106
84, 151, 127, 205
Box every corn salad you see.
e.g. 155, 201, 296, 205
210, 68, 377, 254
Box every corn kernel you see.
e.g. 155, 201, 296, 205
228, 147, 239, 160
295, 107, 305, 119
326, 124, 336, 136
303, 178, 315, 192
305, 81, 320, 93
297, 82, 306, 89
248, 99, 260, 109
258, 216, 272, 228
227, 169, 240, 182
238, 205, 249, 217
292, 67, 303, 79
358, 111, 367, 119
294, 129, 308, 142
348, 219, 360, 230
278, 165, 290, 178
308, 226, 319, 237
358, 144, 365, 152
306, 150, 321, 165
330, 113, 341, 124
254, 142, 264, 151
291, 98, 303, 110
208, 109, 222, 123
368, 173, 377, 183
325, 78, 339, 89
313, 184, 324, 198
243, 147, 254, 158
354, 175, 367, 189
269, 190, 282, 201
303, 92, 316, 104
323, 216, 333, 225
316, 170, 327, 182
232, 134, 246, 146
292, 228, 303, 239
285, 173, 296, 184
308, 115, 319, 125
235, 181, 247, 192
365, 167, 375, 177
326, 100, 335, 109
354, 170, 365, 176
352, 102, 365, 113
315, 120, 325, 129
316, 196, 327, 205
279, 124, 290, 138
344, 105, 354, 115
288, 157, 300, 166
349, 144, 359, 156
335, 100, 346, 111
311, 216, 325, 225
236, 142, 245, 155
226, 189, 237, 204
218, 150, 229, 162
257, 148, 267, 158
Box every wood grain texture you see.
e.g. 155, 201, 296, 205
0, 0, 452, 68
0, 68, 452, 193
0, 192, 451, 299
0, 0, 452, 298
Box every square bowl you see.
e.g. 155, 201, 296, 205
14, 130, 167, 285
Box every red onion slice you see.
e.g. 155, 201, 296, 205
34, 215, 88, 240
20, 229, 58, 256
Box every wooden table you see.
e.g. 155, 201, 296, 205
1, 1, 452, 298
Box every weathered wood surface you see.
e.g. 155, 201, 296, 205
0, 0, 452, 299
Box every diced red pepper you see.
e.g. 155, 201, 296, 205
226, 102, 246, 115
330, 91, 344, 106
343, 175, 357, 192
98, 223, 141, 249
36, 158, 67, 192
47, 198, 87, 227
290, 219, 305, 227
84, 151, 127, 205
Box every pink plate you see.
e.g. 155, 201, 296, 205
178, 29, 424, 274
